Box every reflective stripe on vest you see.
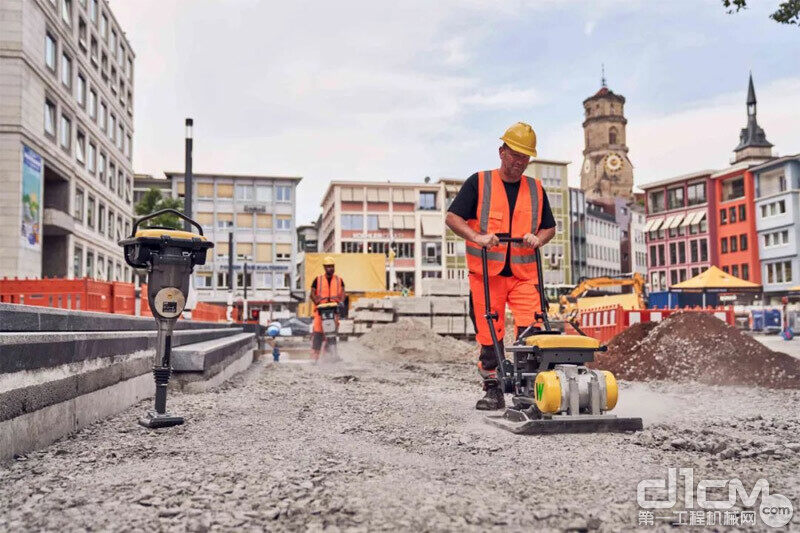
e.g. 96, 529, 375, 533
464, 169, 544, 280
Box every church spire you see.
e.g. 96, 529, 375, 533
734, 73, 772, 163
601, 63, 607, 88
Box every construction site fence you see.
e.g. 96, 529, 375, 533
0, 278, 228, 322
566, 305, 736, 344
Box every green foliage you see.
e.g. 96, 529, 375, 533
722, 0, 800, 25
134, 188, 185, 230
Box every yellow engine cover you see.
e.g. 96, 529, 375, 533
134, 228, 207, 241
603, 370, 618, 410
523, 335, 601, 350
534, 371, 562, 414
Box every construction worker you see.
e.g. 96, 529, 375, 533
310, 256, 345, 361
445, 122, 557, 410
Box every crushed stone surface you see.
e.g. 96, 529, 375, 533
354, 317, 474, 363
597, 312, 800, 388
2, 346, 800, 531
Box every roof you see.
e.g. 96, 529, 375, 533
749, 153, 800, 173
583, 86, 625, 104
747, 73, 757, 106
164, 172, 302, 182
671, 265, 761, 292
710, 162, 751, 179
639, 169, 717, 190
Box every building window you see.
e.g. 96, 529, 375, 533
45, 33, 57, 71
90, 36, 98, 64
73, 186, 84, 220
108, 114, 115, 142
738, 204, 746, 222
117, 123, 123, 149
608, 127, 618, 145
97, 152, 105, 184
97, 202, 106, 235
722, 177, 745, 201
366, 215, 379, 231
742, 264, 749, 280
276, 243, 292, 261
44, 100, 56, 136
100, 13, 108, 40
341, 241, 364, 253
720, 209, 727, 225
700, 240, 708, 262
276, 185, 291, 202
107, 209, 115, 239
216, 213, 233, 229
108, 162, 115, 192
73, 246, 83, 278
395, 242, 415, 258
87, 195, 95, 228
125, 134, 131, 158
61, 0, 72, 25
88, 88, 97, 119
690, 240, 698, 263
732, 265, 739, 277
86, 251, 94, 279
649, 191, 665, 213
729, 206, 736, 223
341, 214, 363, 231
723, 266, 729, 274
678, 242, 686, 263
729, 235, 737, 252
59, 114, 71, 150
740, 234, 747, 251
61, 53, 72, 88
419, 192, 436, 210
89, 0, 97, 23
671, 270, 678, 286
127, 58, 133, 80
256, 185, 272, 202
235, 184, 254, 201
667, 187, 684, 210
87, 142, 96, 173
687, 182, 706, 205
78, 17, 87, 48
110, 30, 117, 55
669, 242, 677, 264
276, 215, 292, 230
99, 101, 107, 132
76, 130, 85, 164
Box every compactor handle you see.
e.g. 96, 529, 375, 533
130, 209, 205, 237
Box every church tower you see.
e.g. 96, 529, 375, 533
733, 73, 773, 164
579, 74, 634, 200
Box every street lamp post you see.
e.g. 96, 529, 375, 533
184, 118, 193, 231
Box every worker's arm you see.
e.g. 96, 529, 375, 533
310, 279, 320, 305
445, 212, 499, 248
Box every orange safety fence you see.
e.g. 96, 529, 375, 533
571, 305, 736, 344
0, 278, 112, 313
191, 301, 228, 322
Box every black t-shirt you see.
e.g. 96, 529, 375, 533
447, 172, 556, 276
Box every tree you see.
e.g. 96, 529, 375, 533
134, 188, 185, 230
722, 0, 800, 26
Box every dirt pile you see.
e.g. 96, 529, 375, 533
596, 312, 800, 388
353, 318, 474, 363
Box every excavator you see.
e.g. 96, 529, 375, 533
556, 273, 647, 329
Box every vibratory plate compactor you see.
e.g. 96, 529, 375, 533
482, 237, 643, 435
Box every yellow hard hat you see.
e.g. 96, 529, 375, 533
500, 122, 537, 157
322, 256, 335, 266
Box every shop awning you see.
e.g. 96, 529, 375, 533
680, 210, 700, 227
662, 215, 676, 230
671, 265, 762, 293
420, 215, 442, 236
667, 213, 685, 229
645, 217, 664, 232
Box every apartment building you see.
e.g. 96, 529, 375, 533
585, 200, 621, 278
1, 0, 135, 281
753, 154, 800, 301
164, 172, 301, 311
525, 159, 571, 285
569, 187, 587, 284
629, 203, 647, 276
319, 179, 459, 291
642, 170, 716, 292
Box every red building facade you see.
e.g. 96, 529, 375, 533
711, 164, 761, 282
643, 170, 717, 291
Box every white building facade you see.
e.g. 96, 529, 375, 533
166, 172, 301, 310
585, 201, 621, 278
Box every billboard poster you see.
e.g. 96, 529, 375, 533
21, 145, 43, 251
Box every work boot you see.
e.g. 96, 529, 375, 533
475, 379, 505, 410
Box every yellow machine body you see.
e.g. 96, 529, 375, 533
533, 368, 619, 414
134, 228, 208, 241
523, 335, 601, 350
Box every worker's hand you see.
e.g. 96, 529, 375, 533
474, 233, 499, 248
522, 233, 542, 249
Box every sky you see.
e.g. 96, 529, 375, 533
111, 0, 800, 224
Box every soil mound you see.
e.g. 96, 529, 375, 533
353, 318, 475, 364
596, 312, 800, 389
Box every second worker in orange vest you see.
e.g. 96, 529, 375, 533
445, 122, 557, 410
310, 256, 346, 362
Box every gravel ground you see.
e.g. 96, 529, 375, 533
2, 348, 800, 532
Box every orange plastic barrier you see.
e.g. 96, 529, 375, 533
0, 278, 112, 312
574, 305, 736, 344
191, 301, 227, 322
111, 282, 135, 315
139, 283, 152, 317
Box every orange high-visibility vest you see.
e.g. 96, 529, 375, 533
465, 169, 544, 279
314, 274, 344, 303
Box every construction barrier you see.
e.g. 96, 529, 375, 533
575, 305, 736, 344
111, 282, 135, 315
191, 301, 227, 323
0, 278, 112, 313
